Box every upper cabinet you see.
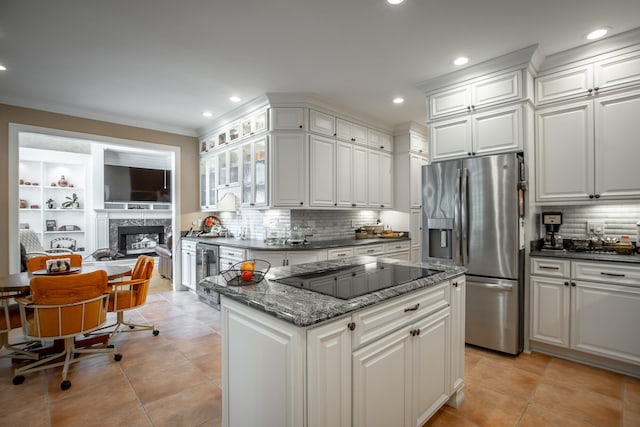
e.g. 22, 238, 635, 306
271, 107, 306, 130
428, 69, 524, 121
535, 48, 640, 105
535, 89, 640, 203
337, 119, 367, 145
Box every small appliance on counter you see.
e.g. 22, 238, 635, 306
542, 211, 563, 250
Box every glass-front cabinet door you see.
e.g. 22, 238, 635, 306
199, 158, 207, 209
241, 137, 268, 207
218, 152, 228, 187
206, 155, 217, 209
229, 148, 240, 186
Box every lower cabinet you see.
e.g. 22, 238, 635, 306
530, 258, 640, 368
221, 278, 465, 427
180, 239, 197, 290
248, 249, 327, 267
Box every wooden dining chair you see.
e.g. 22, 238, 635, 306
92, 255, 159, 343
13, 270, 122, 390
26, 253, 83, 273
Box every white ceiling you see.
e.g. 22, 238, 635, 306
1, 0, 639, 136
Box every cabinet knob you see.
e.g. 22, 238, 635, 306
571, 282, 576, 287
453, 282, 458, 287
468, 152, 472, 156
467, 106, 471, 111
351, 203, 356, 207
471, 105, 475, 110
564, 281, 569, 286
351, 138, 356, 142
594, 87, 599, 92
348, 322, 356, 331
588, 88, 593, 94
300, 202, 304, 205
380, 205, 385, 208
472, 152, 476, 155
595, 194, 600, 199
589, 194, 595, 199
334, 203, 337, 206
380, 146, 385, 149
299, 125, 303, 129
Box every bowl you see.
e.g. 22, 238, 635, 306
362, 225, 383, 234
220, 259, 271, 286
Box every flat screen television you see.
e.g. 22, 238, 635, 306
104, 165, 171, 203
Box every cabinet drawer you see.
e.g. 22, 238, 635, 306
531, 258, 570, 278
384, 241, 411, 253
219, 257, 239, 272
354, 244, 385, 256
182, 239, 197, 251
219, 246, 246, 262
327, 247, 354, 260
572, 261, 640, 286
351, 282, 450, 349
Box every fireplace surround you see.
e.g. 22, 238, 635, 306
108, 219, 171, 258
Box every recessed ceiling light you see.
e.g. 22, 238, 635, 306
229, 96, 241, 103
387, 0, 404, 4
0, 65, 6, 71
202, 111, 213, 117
586, 28, 609, 40
453, 56, 469, 66
393, 97, 405, 104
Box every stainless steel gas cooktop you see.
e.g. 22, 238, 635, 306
272, 261, 443, 300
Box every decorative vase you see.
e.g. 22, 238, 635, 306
58, 175, 68, 187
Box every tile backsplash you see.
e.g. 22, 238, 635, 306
209, 209, 380, 242
540, 203, 640, 241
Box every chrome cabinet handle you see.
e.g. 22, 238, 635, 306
600, 272, 625, 277
540, 266, 560, 270
404, 303, 420, 312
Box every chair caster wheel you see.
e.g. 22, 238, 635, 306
13, 375, 25, 385
61, 380, 71, 390
129, 325, 135, 329
107, 344, 114, 349
114, 353, 123, 362
153, 330, 159, 336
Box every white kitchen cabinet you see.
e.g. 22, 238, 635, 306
181, 239, 197, 291
428, 69, 522, 120
384, 240, 411, 261
535, 49, 640, 105
336, 141, 353, 207
199, 154, 218, 210
352, 145, 368, 207
241, 108, 268, 138
270, 132, 308, 208
367, 151, 393, 208
393, 152, 427, 212
353, 244, 385, 257
309, 109, 336, 136
241, 137, 268, 208
217, 146, 241, 189
337, 118, 367, 145
410, 209, 422, 264
530, 258, 640, 368
430, 103, 524, 162
222, 298, 305, 427
218, 245, 247, 272
248, 249, 327, 267
307, 316, 352, 427
449, 277, 465, 400
270, 107, 305, 130
327, 247, 354, 260
367, 128, 394, 152
309, 135, 337, 207
535, 89, 640, 202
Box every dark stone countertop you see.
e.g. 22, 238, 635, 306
198, 256, 466, 327
182, 235, 410, 251
530, 249, 640, 264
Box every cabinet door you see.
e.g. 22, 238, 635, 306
594, 90, 640, 200
336, 141, 353, 207
594, 50, 640, 93
206, 155, 218, 209
181, 249, 194, 289
409, 209, 422, 263
472, 104, 523, 156
352, 327, 412, 427
248, 250, 287, 267
308, 317, 352, 427
287, 250, 327, 266
530, 276, 570, 347
535, 100, 594, 202
337, 118, 366, 145
352, 145, 368, 207
429, 85, 471, 119
535, 64, 593, 105
429, 116, 472, 162
270, 107, 305, 130
409, 134, 427, 155
449, 278, 465, 396
410, 155, 426, 208
471, 70, 521, 109
379, 152, 393, 208
271, 133, 308, 207
413, 308, 450, 426
199, 158, 207, 209
309, 135, 336, 207
310, 109, 336, 136
570, 280, 640, 364
367, 150, 381, 207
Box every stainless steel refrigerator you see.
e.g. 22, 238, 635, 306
422, 153, 525, 354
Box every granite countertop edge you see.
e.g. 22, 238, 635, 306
183, 235, 411, 251
199, 256, 466, 327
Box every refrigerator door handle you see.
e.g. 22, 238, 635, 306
461, 167, 469, 265
468, 281, 514, 292
453, 168, 462, 265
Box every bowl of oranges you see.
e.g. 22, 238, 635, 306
221, 259, 271, 286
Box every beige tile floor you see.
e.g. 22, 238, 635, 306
1, 273, 639, 426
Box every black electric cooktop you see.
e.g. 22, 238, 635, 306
272, 262, 443, 300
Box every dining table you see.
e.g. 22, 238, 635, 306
0, 264, 132, 357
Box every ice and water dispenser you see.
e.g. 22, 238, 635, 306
425, 218, 454, 261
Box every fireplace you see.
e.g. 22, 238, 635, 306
118, 225, 165, 257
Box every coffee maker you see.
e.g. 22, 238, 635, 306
542, 211, 563, 250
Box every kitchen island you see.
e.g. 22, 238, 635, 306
200, 256, 466, 427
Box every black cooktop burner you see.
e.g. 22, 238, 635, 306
272, 262, 443, 300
